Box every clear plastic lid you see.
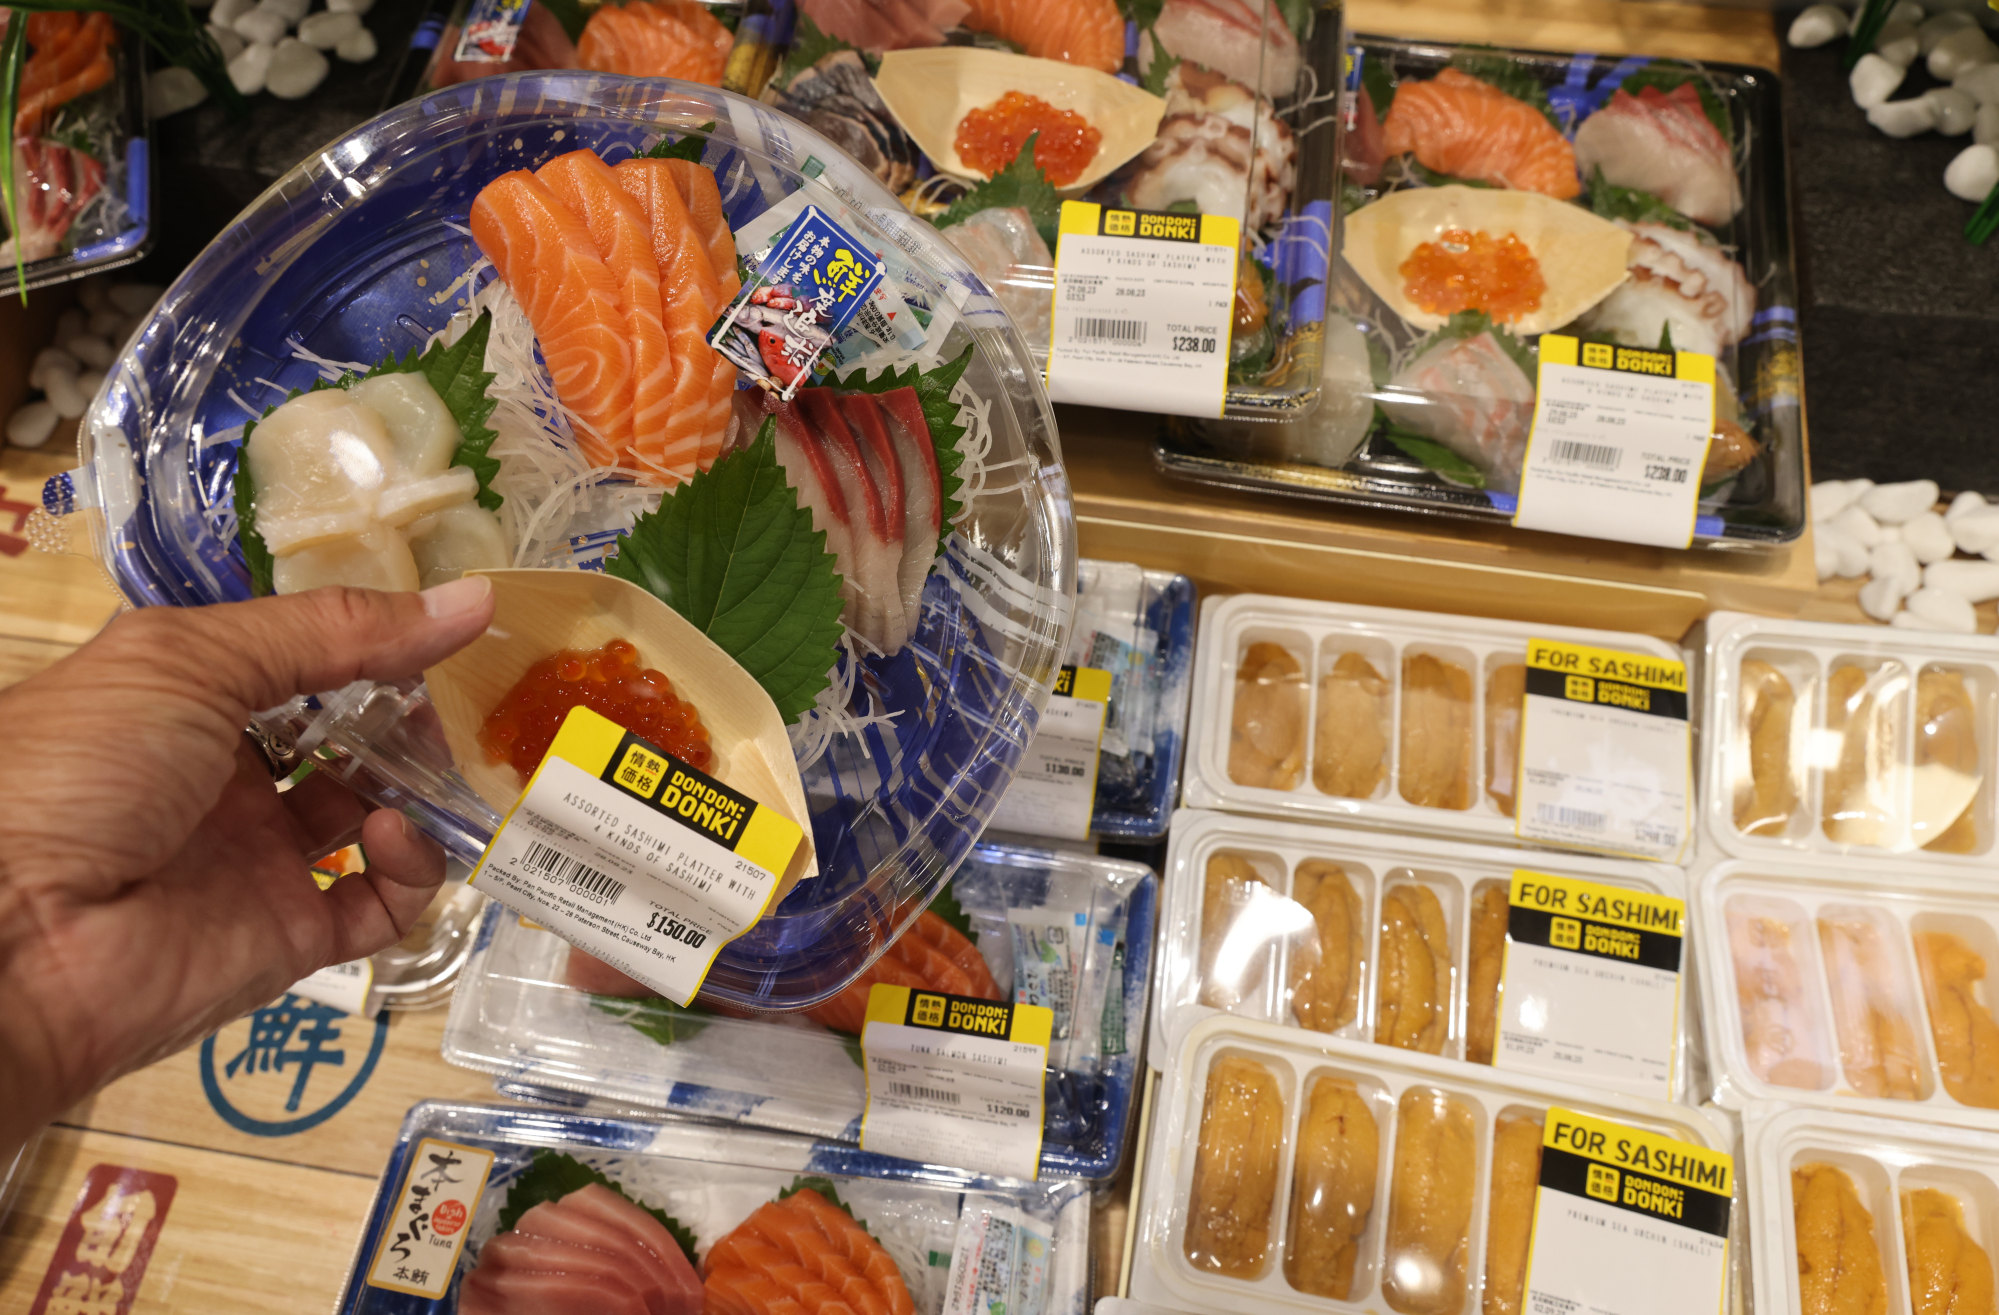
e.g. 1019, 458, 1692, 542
48, 74, 1075, 1010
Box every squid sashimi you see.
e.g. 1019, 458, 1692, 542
458, 1183, 703, 1315
577, 0, 731, 84
703, 1188, 917, 1315
1383, 68, 1580, 199
1576, 220, 1755, 359
537, 151, 680, 482
804, 911, 1001, 1035
1573, 83, 1741, 227
1151, 0, 1301, 99
1381, 329, 1536, 495
802, 0, 969, 50
962, 0, 1125, 73
470, 170, 634, 467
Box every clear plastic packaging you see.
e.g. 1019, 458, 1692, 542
1745, 1103, 1999, 1315
0, 1129, 39, 1239
1697, 612, 1996, 867
336, 1099, 1093, 1314
1154, 808, 1693, 1099
442, 842, 1154, 1181
1182, 593, 1687, 848
373, 880, 487, 1011
1128, 1014, 1737, 1315
1694, 857, 1999, 1127
43, 74, 1074, 1011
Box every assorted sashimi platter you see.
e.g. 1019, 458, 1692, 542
1159, 37, 1809, 546
421, 0, 749, 91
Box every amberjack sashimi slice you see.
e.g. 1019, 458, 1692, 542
536, 150, 676, 478
772, 402, 861, 626
796, 388, 906, 652
869, 387, 944, 621
471, 169, 635, 467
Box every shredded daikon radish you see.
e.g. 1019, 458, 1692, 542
285, 337, 371, 381
789, 636, 900, 769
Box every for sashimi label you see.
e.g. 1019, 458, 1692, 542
1525, 1110, 1732, 1315
366, 1139, 495, 1299
1046, 201, 1238, 418
1514, 639, 1692, 863
1496, 870, 1684, 1100
989, 664, 1114, 840
1513, 334, 1716, 548
469, 706, 804, 1006
860, 984, 1053, 1181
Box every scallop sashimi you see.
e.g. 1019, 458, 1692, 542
576, 0, 732, 84
1383, 68, 1581, 198
702, 1187, 918, 1315
962, 0, 1125, 73
1573, 83, 1741, 227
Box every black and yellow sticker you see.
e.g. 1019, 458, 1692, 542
1053, 663, 1115, 703
1542, 332, 1716, 387
1059, 200, 1238, 248
864, 983, 1055, 1047
1508, 871, 1685, 973
1526, 640, 1689, 721
540, 705, 802, 879
1540, 1109, 1732, 1238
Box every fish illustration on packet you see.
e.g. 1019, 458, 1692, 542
709, 205, 885, 399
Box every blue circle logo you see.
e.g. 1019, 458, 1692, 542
199, 993, 390, 1137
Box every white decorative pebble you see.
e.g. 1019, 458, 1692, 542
263, 0, 309, 22
147, 65, 209, 118
1903, 511, 1956, 564
1832, 503, 1886, 549
1929, 86, 1980, 133
1871, 95, 1939, 135
53, 307, 86, 349
1791, 4, 1848, 46
1928, 27, 1998, 82
1975, 104, 1999, 147
1853, 53, 1908, 109
1950, 505, 1999, 554
86, 306, 124, 340
28, 347, 78, 392
206, 22, 245, 62
1812, 478, 1868, 521
335, 26, 377, 63
1871, 540, 1924, 594
1888, 0, 1925, 25
1948, 489, 1988, 521
229, 41, 273, 96
6, 400, 60, 449
209, 0, 253, 27
1946, 143, 1999, 200
1879, 523, 1904, 544
77, 280, 108, 312
66, 334, 113, 370
107, 283, 162, 317
1859, 575, 1910, 622
1892, 611, 1937, 630
1905, 586, 1979, 633
1816, 532, 1842, 581
327, 0, 375, 13
43, 372, 88, 420
266, 38, 330, 99
1836, 528, 1873, 579
1878, 21, 1922, 67
1925, 558, 1999, 601
1957, 63, 1999, 105
1920, 11, 1978, 54
1861, 478, 1941, 523
298, 10, 360, 49
232, 6, 288, 47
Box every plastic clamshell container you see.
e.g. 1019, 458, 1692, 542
1157, 37, 1804, 548
441, 842, 1155, 1182
1696, 611, 1998, 868
1154, 808, 1693, 1099
1182, 593, 1689, 848
1693, 856, 1999, 1129
761, 2, 1346, 420
2, 24, 151, 293
336, 1099, 1093, 1314
46, 74, 1073, 1012
1128, 1014, 1737, 1315
371, 881, 486, 1011
1744, 1103, 1999, 1315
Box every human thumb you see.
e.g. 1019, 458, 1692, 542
155, 577, 496, 715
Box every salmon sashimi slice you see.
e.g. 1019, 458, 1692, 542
1382, 68, 1581, 199
613, 157, 734, 479
788, 1190, 912, 1309
21, 13, 111, 98
702, 1189, 915, 1315
704, 1268, 808, 1315
471, 169, 633, 467
659, 157, 743, 467
578, 0, 732, 84
536, 150, 679, 483
715, 1231, 893, 1315
16, 48, 113, 138
962, 0, 1125, 73
803, 910, 1000, 1034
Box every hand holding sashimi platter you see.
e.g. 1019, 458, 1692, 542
50, 75, 1074, 1010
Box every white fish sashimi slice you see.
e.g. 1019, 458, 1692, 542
871, 387, 944, 626
799, 392, 907, 653
772, 404, 862, 628
1151, 0, 1302, 99
1382, 332, 1536, 494
1572, 86, 1742, 229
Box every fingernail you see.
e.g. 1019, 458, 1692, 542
420, 574, 492, 621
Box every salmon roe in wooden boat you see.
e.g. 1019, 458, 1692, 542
1398, 228, 1547, 323
480, 639, 714, 781
955, 91, 1102, 186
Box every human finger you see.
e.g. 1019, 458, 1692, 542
278, 768, 370, 861
317, 810, 449, 965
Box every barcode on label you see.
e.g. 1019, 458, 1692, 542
1536, 803, 1609, 831
524, 841, 626, 904
1548, 439, 1621, 470
1072, 317, 1146, 345
888, 1081, 959, 1105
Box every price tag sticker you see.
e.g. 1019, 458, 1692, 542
1045, 201, 1238, 418
1512, 334, 1715, 548
860, 984, 1053, 1181
989, 664, 1113, 840
1515, 639, 1691, 863
288, 958, 374, 1016
365, 1139, 495, 1299
1526, 1110, 1732, 1315
469, 706, 806, 1007
1496, 871, 1684, 1100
